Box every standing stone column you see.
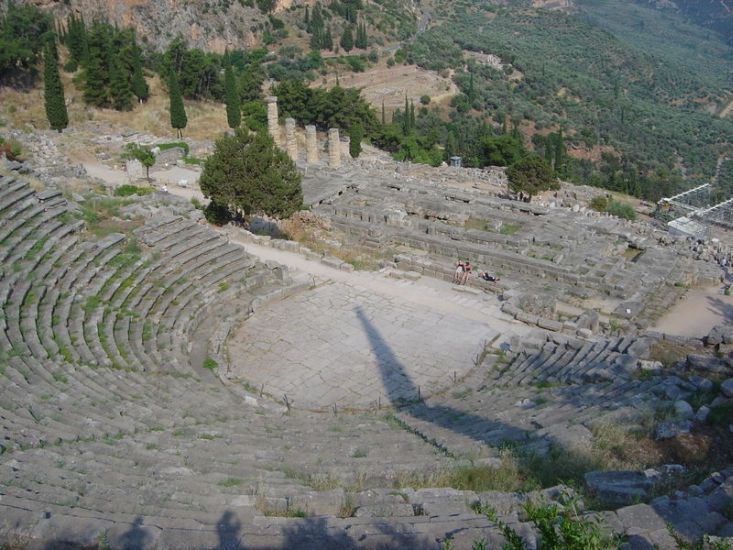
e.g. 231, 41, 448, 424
306, 125, 318, 165
285, 118, 298, 161
265, 96, 281, 146
328, 128, 341, 169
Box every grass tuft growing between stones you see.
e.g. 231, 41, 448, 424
217, 478, 243, 488
202, 357, 219, 370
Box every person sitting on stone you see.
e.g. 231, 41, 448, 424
461, 260, 472, 284
453, 260, 464, 284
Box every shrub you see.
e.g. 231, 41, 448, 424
606, 200, 636, 220
0, 137, 23, 161
420, 95, 431, 105
589, 196, 608, 212
347, 56, 366, 72
202, 357, 218, 370
113, 184, 153, 197
203, 201, 233, 225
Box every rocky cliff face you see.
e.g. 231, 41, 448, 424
18, 0, 272, 52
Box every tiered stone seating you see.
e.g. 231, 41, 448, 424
0, 178, 476, 547
311, 173, 717, 322
393, 333, 666, 460
1, 174, 727, 548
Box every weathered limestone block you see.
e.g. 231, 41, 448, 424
285, 118, 298, 161
306, 125, 318, 164
328, 128, 341, 169
126, 159, 144, 181
266, 96, 281, 145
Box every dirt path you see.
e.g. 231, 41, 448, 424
225, 229, 527, 338
652, 285, 733, 337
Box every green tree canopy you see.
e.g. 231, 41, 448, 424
199, 128, 303, 219
0, 4, 52, 82
480, 134, 524, 167
272, 80, 378, 134
124, 143, 155, 181
506, 155, 559, 200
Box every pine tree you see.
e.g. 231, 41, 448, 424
199, 129, 302, 219
169, 72, 188, 138
349, 124, 363, 158
66, 15, 87, 66
82, 24, 111, 107
43, 38, 68, 133
224, 64, 241, 129
109, 32, 134, 112
340, 26, 354, 53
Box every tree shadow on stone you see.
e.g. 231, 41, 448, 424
705, 295, 733, 324
117, 516, 151, 549
353, 305, 629, 483
216, 510, 243, 550
354, 305, 530, 444
280, 515, 438, 549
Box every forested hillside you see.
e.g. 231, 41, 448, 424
2, 0, 731, 202
400, 0, 732, 198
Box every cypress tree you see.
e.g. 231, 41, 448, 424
544, 135, 553, 165
131, 46, 149, 103
349, 124, 363, 158
402, 96, 410, 135
224, 64, 241, 129
409, 101, 416, 131
169, 72, 188, 138
309, 30, 321, 51
340, 26, 354, 52
44, 31, 58, 62
304, 5, 310, 26
554, 129, 565, 175
355, 22, 368, 49
381, 100, 385, 125
43, 38, 68, 133
324, 26, 333, 51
